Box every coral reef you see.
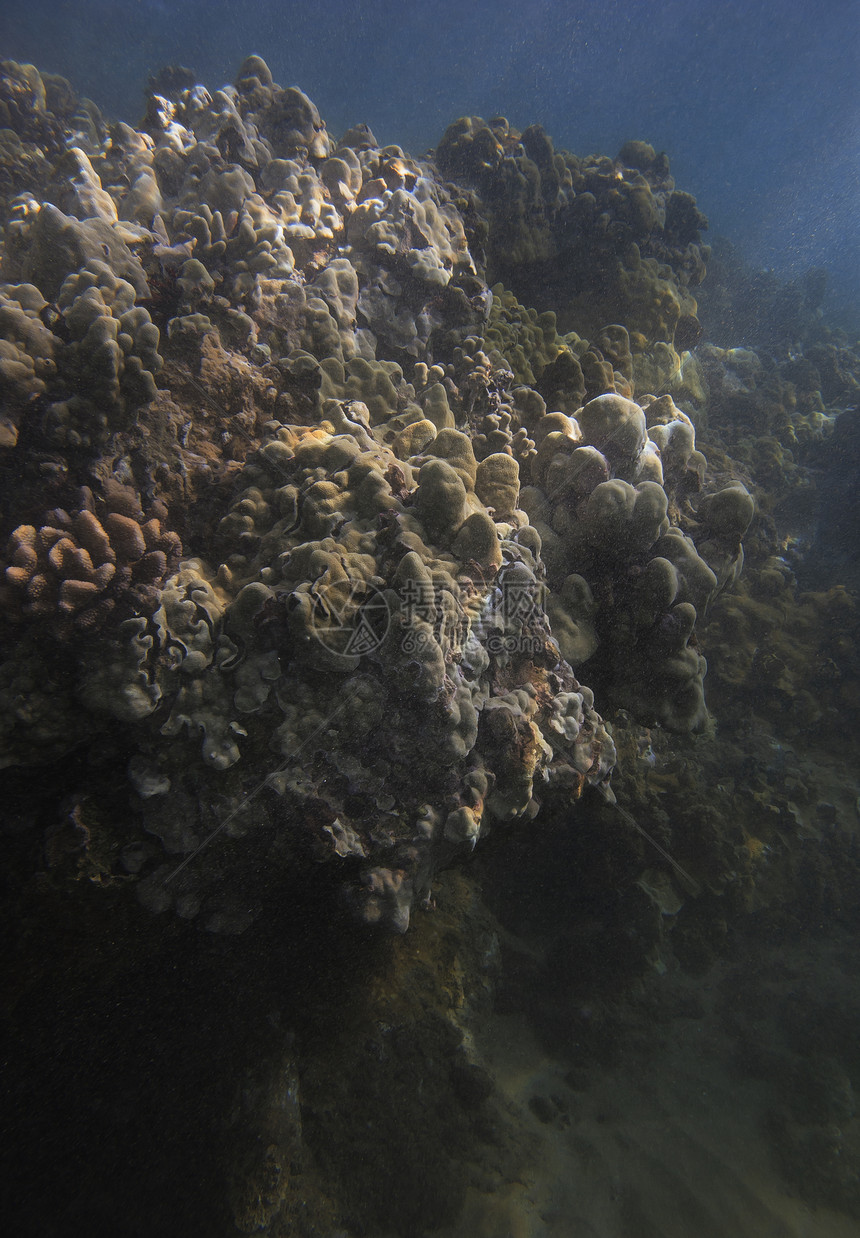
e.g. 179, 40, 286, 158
0, 57, 625, 936
0, 52, 815, 938
110, 419, 615, 932
1, 50, 853, 960
1, 49, 858, 1238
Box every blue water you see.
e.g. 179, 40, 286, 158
4, 0, 859, 317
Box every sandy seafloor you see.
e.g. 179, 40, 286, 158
0, 12, 859, 1238
455, 939, 860, 1238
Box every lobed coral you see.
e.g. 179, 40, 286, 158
0, 480, 181, 637
0, 280, 56, 447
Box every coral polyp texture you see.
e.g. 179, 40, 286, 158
4, 51, 847, 936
